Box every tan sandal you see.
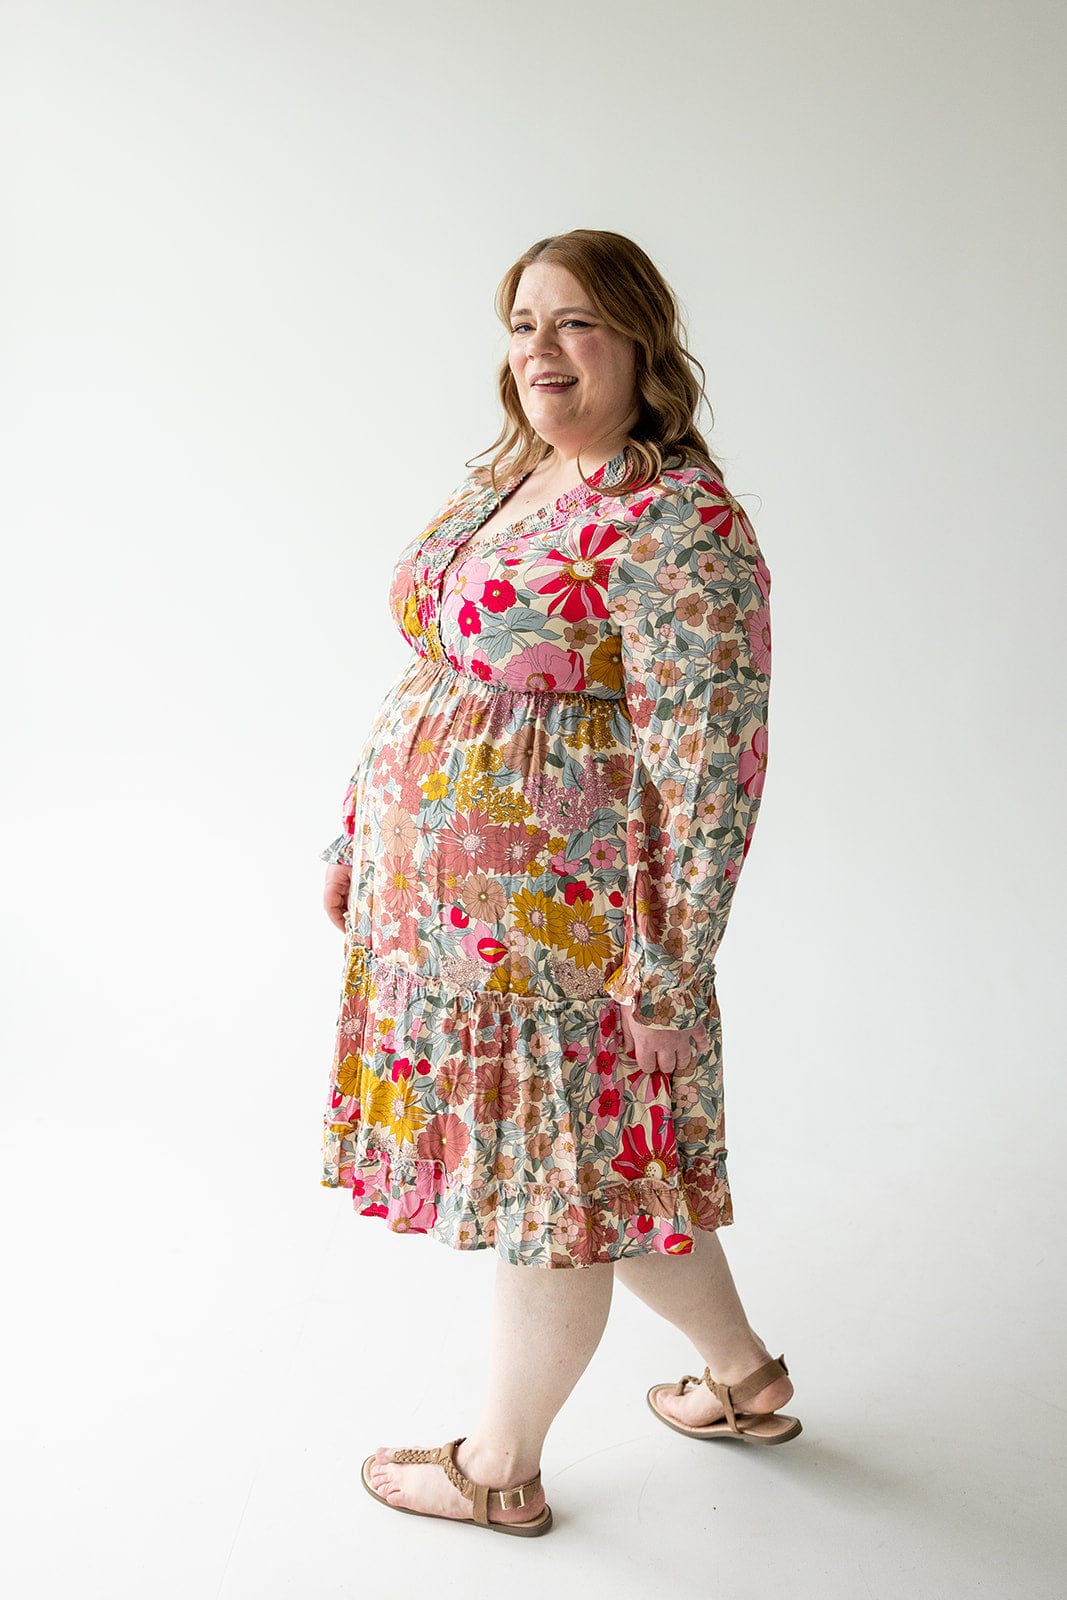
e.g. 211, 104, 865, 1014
647, 1352, 802, 1444
360, 1436, 553, 1536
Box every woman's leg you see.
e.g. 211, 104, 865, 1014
613, 1225, 794, 1425
369, 1256, 614, 1524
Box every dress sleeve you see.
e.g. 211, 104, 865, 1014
603, 474, 772, 1030
319, 777, 358, 868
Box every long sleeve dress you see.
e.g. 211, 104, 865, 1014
319, 448, 772, 1269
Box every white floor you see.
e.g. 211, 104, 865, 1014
4, 1079, 1064, 1600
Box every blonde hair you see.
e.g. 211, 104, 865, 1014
467, 228, 727, 496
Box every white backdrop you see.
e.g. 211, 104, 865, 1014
3, 2, 1064, 1596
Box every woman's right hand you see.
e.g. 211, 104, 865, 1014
323, 863, 352, 932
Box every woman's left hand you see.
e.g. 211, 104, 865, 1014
617, 1002, 709, 1074
323, 863, 352, 932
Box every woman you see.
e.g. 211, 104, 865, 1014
320, 229, 797, 1537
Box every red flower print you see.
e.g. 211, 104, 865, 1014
481, 577, 516, 613
624, 1063, 673, 1101
416, 1113, 470, 1173
656, 1231, 694, 1255
525, 522, 626, 623
458, 599, 482, 637
563, 879, 593, 905
596, 1085, 622, 1119
610, 1104, 679, 1182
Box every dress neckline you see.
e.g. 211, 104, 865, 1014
468, 447, 629, 547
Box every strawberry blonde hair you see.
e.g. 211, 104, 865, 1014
468, 228, 728, 496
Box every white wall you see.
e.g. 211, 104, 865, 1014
2, 2, 1064, 1595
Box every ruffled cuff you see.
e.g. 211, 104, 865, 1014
319, 835, 354, 868
604, 955, 715, 1032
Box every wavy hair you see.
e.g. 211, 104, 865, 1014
467, 229, 728, 496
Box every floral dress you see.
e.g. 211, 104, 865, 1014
319, 448, 772, 1268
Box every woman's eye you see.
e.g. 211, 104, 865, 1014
511, 320, 591, 333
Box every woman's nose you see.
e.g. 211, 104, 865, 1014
526, 325, 559, 355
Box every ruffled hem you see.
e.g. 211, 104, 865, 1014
321, 936, 733, 1269
320, 1139, 732, 1269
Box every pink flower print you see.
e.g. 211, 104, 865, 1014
379, 854, 421, 921
525, 521, 626, 623
390, 1057, 414, 1083
434, 809, 504, 876
378, 803, 420, 855
501, 641, 586, 693
403, 713, 450, 779
469, 655, 493, 681
445, 903, 508, 966
549, 849, 583, 878
416, 1112, 470, 1172
738, 723, 769, 799
481, 576, 516, 613
747, 603, 772, 676
387, 1192, 437, 1233
754, 553, 771, 601
654, 560, 689, 595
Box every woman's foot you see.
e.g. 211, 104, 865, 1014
366, 1437, 547, 1527
654, 1344, 794, 1429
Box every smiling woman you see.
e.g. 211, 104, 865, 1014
319, 228, 795, 1536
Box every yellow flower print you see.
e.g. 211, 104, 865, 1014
422, 770, 450, 801
364, 1069, 426, 1150
586, 633, 624, 692
543, 897, 614, 969
511, 886, 558, 946
401, 593, 424, 637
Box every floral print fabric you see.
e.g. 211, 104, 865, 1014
320, 449, 772, 1267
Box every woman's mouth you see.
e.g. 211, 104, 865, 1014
530, 376, 578, 395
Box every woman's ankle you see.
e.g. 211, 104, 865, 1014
455, 1432, 542, 1488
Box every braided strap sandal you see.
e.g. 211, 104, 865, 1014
647, 1352, 802, 1444
360, 1436, 553, 1536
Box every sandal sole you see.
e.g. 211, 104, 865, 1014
360, 1455, 554, 1536
646, 1385, 803, 1444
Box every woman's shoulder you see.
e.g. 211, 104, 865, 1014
602, 455, 766, 581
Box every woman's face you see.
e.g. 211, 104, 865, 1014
507, 261, 639, 454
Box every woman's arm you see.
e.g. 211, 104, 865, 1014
604, 471, 772, 1031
